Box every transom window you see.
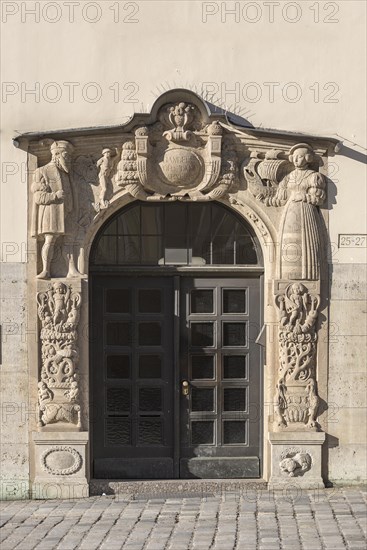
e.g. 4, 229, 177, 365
91, 202, 260, 266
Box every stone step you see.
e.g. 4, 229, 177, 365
90, 478, 268, 498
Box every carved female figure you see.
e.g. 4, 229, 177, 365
259, 143, 326, 280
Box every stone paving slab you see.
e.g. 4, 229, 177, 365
0, 487, 366, 549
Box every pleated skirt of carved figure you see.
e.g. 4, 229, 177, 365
280, 200, 322, 280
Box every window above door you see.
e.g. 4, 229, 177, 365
91, 202, 262, 267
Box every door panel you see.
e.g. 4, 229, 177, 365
92, 276, 174, 479
179, 278, 261, 479
91, 275, 262, 479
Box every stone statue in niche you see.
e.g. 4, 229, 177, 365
274, 283, 320, 430
37, 282, 81, 428
31, 140, 81, 279
95, 148, 119, 211
244, 144, 326, 280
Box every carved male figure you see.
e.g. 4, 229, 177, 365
31, 140, 80, 278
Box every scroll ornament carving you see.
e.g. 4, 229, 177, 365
41, 446, 82, 475
274, 283, 320, 430
200, 140, 237, 201
279, 448, 312, 477
243, 144, 326, 280
37, 282, 81, 428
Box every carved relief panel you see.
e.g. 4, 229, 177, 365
273, 281, 321, 431
37, 281, 82, 428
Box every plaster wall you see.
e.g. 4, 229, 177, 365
0, 0, 366, 496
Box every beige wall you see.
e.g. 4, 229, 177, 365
1, 0, 366, 493
1, 1, 366, 260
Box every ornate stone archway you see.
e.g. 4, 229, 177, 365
20, 89, 338, 497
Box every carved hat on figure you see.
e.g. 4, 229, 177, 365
50, 140, 74, 153
289, 143, 314, 163
50, 140, 74, 173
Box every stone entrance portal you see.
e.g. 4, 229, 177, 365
20, 89, 337, 497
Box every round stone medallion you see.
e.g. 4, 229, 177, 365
158, 148, 203, 189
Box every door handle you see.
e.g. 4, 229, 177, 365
182, 380, 190, 396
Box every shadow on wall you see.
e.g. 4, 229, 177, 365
205, 101, 255, 128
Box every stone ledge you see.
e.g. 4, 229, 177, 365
33, 431, 89, 443
269, 431, 326, 444
90, 478, 268, 498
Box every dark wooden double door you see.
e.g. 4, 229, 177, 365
92, 275, 262, 479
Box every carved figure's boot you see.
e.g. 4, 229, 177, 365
37, 238, 55, 279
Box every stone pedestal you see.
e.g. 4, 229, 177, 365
32, 431, 89, 499
269, 431, 325, 489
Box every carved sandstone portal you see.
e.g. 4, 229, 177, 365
25, 90, 337, 490
37, 282, 81, 428
274, 282, 320, 431
30, 96, 329, 285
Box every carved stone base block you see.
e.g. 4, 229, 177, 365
269, 431, 325, 489
32, 432, 89, 499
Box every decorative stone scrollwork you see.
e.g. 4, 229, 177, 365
274, 283, 320, 430
37, 282, 81, 428
202, 140, 237, 200
279, 448, 312, 477
41, 446, 82, 475
243, 144, 326, 280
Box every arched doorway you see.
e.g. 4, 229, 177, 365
89, 201, 264, 479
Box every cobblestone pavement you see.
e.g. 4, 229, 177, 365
0, 487, 366, 550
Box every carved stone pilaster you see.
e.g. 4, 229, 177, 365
36, 280, 82, 429
273, 281, 321, 431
